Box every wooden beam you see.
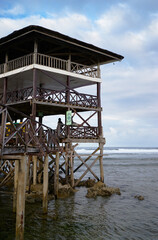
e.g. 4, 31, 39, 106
74, 150, 99, 181
74, 147, 99, 172
75, 156, 99, 187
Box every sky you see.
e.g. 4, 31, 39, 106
0, 0, 158, 147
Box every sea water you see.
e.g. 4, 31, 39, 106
0, 147, 158, 240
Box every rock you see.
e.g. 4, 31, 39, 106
134, 195, 144, 201
76, 178, 96, 188
58, 183, 76, 198
26, 192, 42, 203
30, 184, 43, 194
86, 181, 121, 198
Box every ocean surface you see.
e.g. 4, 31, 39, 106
0, 147, 158, 240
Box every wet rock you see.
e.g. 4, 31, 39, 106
76, 178, 96, 188
86, 181, 121, 198
134, 195, 144, 201
30, 184, 43, 194
58, 183, 76, 198
26, 192, 42, 203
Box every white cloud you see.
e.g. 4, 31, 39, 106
0, 4, 157, 147
0, 5, 25, 16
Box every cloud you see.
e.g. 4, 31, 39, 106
0, 2, 157, 147
0, 4, 25, 16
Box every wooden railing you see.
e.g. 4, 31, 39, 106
71, 62, 98, 78
0, 53, 100, 78
70, 126, 98, 138
3, 87, 98, 108
0, 63, 4, 74
0, 106, 60, 154
58, 125, 99, 139
37, 53, 67, 71
6, 87, 33, 103
0, 106, 99, 156
7, 54, 33, 72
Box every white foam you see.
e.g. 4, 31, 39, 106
76, 148, 158, 155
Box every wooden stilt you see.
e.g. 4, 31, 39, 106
65, 143, 69, 183
26, 155, 31, 188
69, 144, 74, 187
33, 155, 37, 185
54, 152, 59, 198
13, 160, 19, 213
43, 154, 48, 214
99, 143, 104, 182
38, 157, 43, 183
16, 155, 27, 240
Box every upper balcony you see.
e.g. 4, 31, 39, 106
0, 52, 100, 79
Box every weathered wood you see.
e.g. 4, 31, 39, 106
33, 155, 37, 185
74, 150, 99, 181
1, 155, 22, 160
75, 156, 99, 187
54, 152, 59, 198
97, 82, 102, 136
69, 144, 74, 187
26, 155, 31, 187
13, 160, 19, 212
3, 77, 7, 104
64, 143, 69, 183
74, 147, 99, 173
99, 142, 104, 182
16, 155, 27, 240
43, 154, 48, 213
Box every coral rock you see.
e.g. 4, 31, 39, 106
86, 181, 121, 198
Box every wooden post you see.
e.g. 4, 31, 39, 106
69, 143, 74, 187
0, 77, 7, 147
97, 82, 102, 136
4, 53, 8, 72
66, 76, 70, 137
33, 155, 37, 185
16, 155, 27, 240
43, 154, 48, 213
67, 54, 71, 71
26, 155, 31, 188
65, 143, 69, 183
32, 68, 37, 124
54, 151, 59, 199
13, 160, 19, 213
34, 40, 38, 64
3, 77, 7, 104
97, 63, 101, 78
38, 157, 43, 184
99, 142, 104, 182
